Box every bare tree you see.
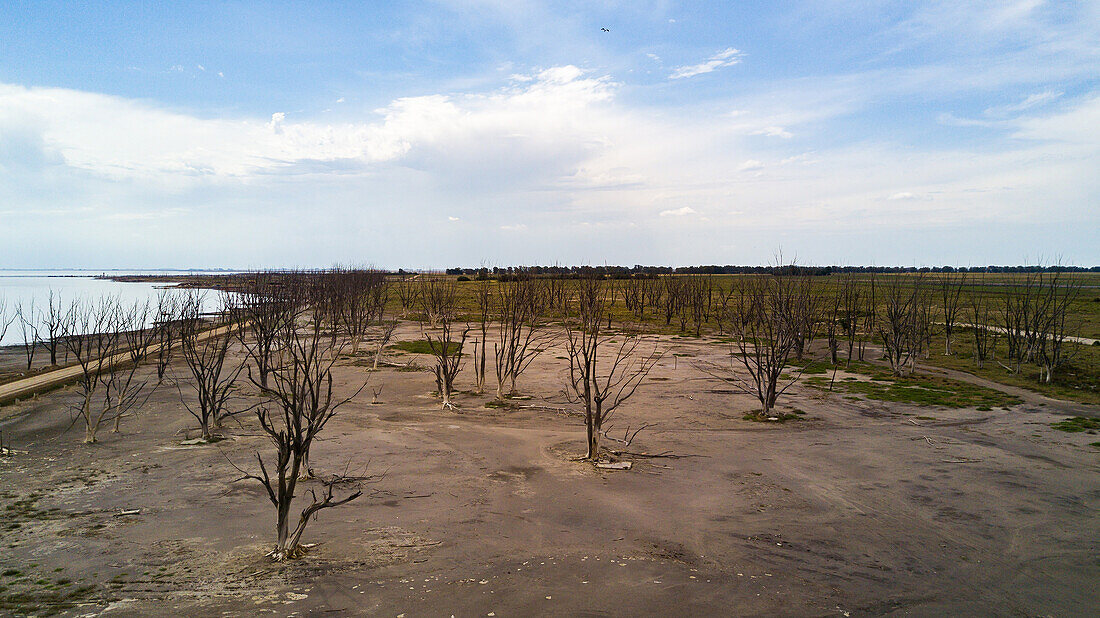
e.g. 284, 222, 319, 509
39, 291, 66, 366
15, 300, 38, 371
62, 297, 123, 443
333, 268, 385, 355
395, 275, 420, 312
238, 307, 367, 560
939, 272, 966, 355
105, 300, 159, 432
419, 278, 469, 409
999, 271, 1043, 372
1034, 270, 1081, 383
154, 291, 180, 383
0, 296, 14, 347
788, 274, 819, 361
177, 293, 243, 441
701, 274, 805, 418
968, 289, 997, 369
824, 279, 842, 365
565, 276, 662, 461
493, 272, 555, 399
472, 278, 492, 393
661, 276, 684, 327
231, 273, 295, 390
877, 275, 932, 377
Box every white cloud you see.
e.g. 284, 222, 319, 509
659, 206, 696, 217
751, 126, 792, 139
985, 90, 1063, 116
0, 72, 1096, 267
739, 160, 764, 171
669, 47, 742, 79
448, 216, 460, 221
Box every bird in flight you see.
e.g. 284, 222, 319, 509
601, 27, 610, 32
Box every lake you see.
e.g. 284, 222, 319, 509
0, 270, 234, 347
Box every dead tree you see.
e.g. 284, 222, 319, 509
939, 272, 966, 355
700, 274, 805, 419
878, 275, 932, 376
62, 297, 123, 443
825, 279, 842, 365
239, 308, 366, 560
333, 268, 385, 355
39, 291, 66, 366
789, 274, 819, 361
154, 291, 180, 383
105, 300, 159, 432
472, 278, 492, 393
15, 300, 38, 371
419, 278, 469, 409
395, 275, 420, 312
968, 289, 997, 369
999, 271, 1043, 373
661, 276, 684, 327
1034, 271, 1081, 383
0, 296, 13, 347
686, 275, 715, 337
231, 274, 295, 390
493, 273, 555, 399
178, 293, 243, 440
565, 276, 662, 461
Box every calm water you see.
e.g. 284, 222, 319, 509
0, 270, 235, 346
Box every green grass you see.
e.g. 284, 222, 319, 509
1050, 416, 1100, 433
390, 339, 463, 355
743, 412, 803, 422
805, 365, 1021, 408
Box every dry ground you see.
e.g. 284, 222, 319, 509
0, 325, 1098, 616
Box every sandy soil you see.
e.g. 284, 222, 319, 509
0, 325, 1097, 616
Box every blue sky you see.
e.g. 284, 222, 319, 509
1, 1, 1097, 268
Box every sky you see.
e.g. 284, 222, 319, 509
0, 1, 1097, 269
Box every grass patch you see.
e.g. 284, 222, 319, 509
1050, 416, 1100, 433
390, 340, 463, 355
805, 369, 1020, 408
742, 412, 802, 423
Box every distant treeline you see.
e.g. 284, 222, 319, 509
437, 264, 1100, 279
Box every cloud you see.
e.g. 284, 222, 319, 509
448, 216, 460, 221
669, 47, 742, 79
659, 206, 696, 217
984, 91, 1063, 116
887, 192, 918, 200
0, 71, 1097, 267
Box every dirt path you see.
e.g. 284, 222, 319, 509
0, 323, 235, 412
